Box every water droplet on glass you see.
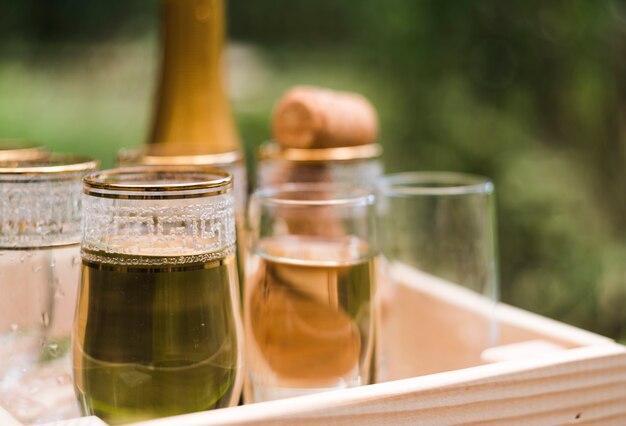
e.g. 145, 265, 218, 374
28, 386, 39, 395
201, 323, 205, 327
47, 343, 59, 357
10, 323, 18, 332
55, 287, 65, 299
50, 258, 56, 268
32, 265, 41, 273
72, 255, 80, 266
56, 374, 70, 385
41, 312, 50, 327
19, 255, 25, 263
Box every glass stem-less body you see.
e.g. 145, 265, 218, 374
245, 236, 375, 402
148, 0, 241, 154
75, 167, 242, 424
245, 184, 378, 403
377, 172, 498, 381
0, 154, 97, 424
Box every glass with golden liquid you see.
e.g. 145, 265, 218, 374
245, 184, 377, 403
75, 167, 243, 424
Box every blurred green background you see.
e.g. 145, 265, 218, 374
1, 1, 624, 341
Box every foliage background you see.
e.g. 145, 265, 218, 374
1, 1, 624, 341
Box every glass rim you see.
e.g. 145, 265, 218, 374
251, 182, 376, 207
381, 171, 494, 196
258, 141, 382, 163
118, 144, 242, 167
0, 153, 98, 175
0, 140, 47, 162
83, 165, 232, 198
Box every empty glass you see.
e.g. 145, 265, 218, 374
377, 172, 498, 380
0, 154, 98, 423
245, 183, 378, 402
74, 166, 243, 424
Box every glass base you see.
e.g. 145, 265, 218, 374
245, 376, 361, 403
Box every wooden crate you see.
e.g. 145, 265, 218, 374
4, 264, 626, 426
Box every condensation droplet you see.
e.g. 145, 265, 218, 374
28, 386, 39, 395
10, 323, 18, 332
55, 287, 65, 299
47, 342, 59, 357
50, 258, 56, 268
19, 255, 25, 263
72, 255, 81, 266
56, 374, 70, 385
41, 312, 50, 327
32, 265, 42, 273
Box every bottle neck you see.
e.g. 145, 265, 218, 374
148, 0, 241, 153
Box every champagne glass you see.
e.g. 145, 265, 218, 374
0, 154, 98, 423
377, 172, 499, 381
74, 166, 243, 424
245, 183, 377, 403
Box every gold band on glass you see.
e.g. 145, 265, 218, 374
0, 141, 47, 162
83, 165, 233, 199
0, 154, 98, 176
118, 144, 242, 167
258, 142, 382, 163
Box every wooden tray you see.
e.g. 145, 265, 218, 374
4, 264, 625, 426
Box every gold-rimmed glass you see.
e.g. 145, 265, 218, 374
0, 154, 98, 424
245, 183, 378, 402
117, 144, 248, 295
74, 166, 243, 424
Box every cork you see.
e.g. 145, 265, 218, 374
272, 86, 378, 149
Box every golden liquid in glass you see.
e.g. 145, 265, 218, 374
73, 250, 241, 425
245, 236, 375, 402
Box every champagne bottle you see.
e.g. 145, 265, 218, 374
148, 0, 241, 154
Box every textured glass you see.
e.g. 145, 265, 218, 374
0, 174, 83, 248
81, 194, 235, 261
0, 157, 96, 424
74, 168, 243, 425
